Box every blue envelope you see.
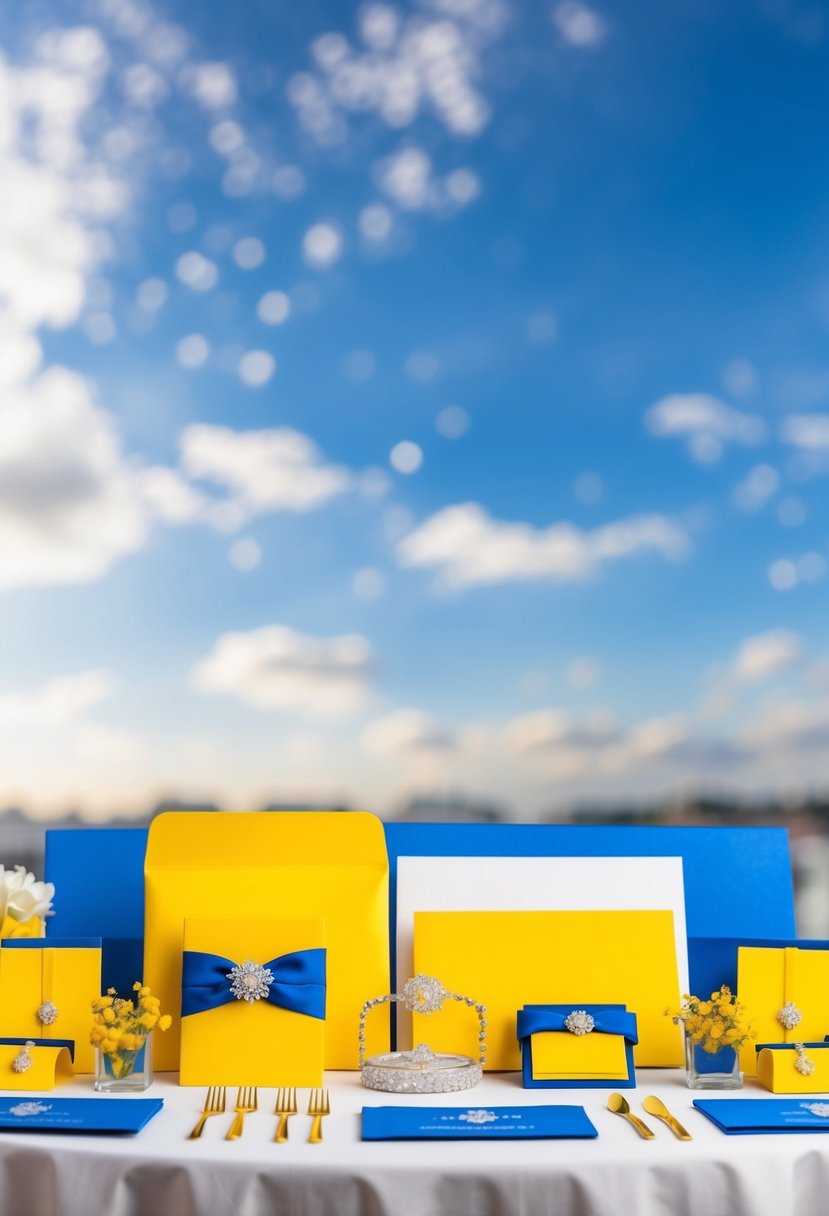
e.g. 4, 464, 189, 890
0, 1097, 163, 1134
44, 828, 147, 995
517, 1004, 638, 1089
694, 1098, 829, 1134
361, 1104, 598, 1140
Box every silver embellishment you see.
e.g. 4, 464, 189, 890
794, 1043, 816, 1076
227, 960, 274, 1003
777, 1001, 803, 1030
564, 1009, 595, 1036
11, 1042, 35, 1074
9, 1102, 51, 1117
401, 975, 446, 1014
459, 1109, 497, 1124
36, 1001, 59, 1027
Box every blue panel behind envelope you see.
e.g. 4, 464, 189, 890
44, 828, 148, 995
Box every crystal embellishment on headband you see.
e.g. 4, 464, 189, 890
564, 1010, 595, 1036
777, 1001, 803, 1031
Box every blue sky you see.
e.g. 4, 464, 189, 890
1, 0, 828, 818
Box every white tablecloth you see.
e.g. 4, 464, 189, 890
1, 1071, 828, 1216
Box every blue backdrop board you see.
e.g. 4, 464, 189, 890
384, 824, 796, 1011
44, 828, 148, 995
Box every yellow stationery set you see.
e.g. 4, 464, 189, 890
413, 910, 682, 1069
0, 939, 101, 1073
179, 916, 325, 1087
0, 1039, 74, 1090
737, 946, 829, 1076
144, 811, 390, 1071
755, 1042, 829, 1093
517, 1004, 638, 1087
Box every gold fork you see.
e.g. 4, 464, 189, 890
273, 1087, 298, 1143
307, 1088, 330, 1143
188, 1086, 226, 1140
225, 1086, 258, 1140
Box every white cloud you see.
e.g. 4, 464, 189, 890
232, 236, 266, 270
390, 441, 424, 474
0, 367, 147, 588
352, 567, 386, 599
436, 405, 470, 439
375, 146, 481, 215
733, 464, 779, 512
363, 708, 455, 755
302, 222, 343, 268
228, 537, 262, 572
645, 393, 765, 463
504, 708, 619, 754
781, 414, 829, 449
180, 423, 352, 522
257, 291, 290, 325
138, 466, 208, 525
732, 629, 802, 684
566, 656, 601, 689
238, 349, 276, 387
188, 62, 238, 110
0, 669, 113, 726
359, 203, 394, 241
397, 502, 689, 588
176, 333, 209, 369
768, 559, 798, 592
191, 624, 373, 717
175, 251, 218, 292
552, 2, 608, 47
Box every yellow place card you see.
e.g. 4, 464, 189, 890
0, 1042, 73, 1091
531, 1029, 629, 1080
413, 909, 682, 1069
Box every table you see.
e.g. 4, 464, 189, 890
0, 1071, 827, 1216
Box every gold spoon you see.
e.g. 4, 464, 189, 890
643, 1095, 692, 1140
607, 1092, 655, 1139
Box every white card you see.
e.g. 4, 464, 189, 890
395, 855, 688, 1048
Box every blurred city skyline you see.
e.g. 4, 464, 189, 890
1, 0, 828, 821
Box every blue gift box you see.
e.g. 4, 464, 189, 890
517, 1004, 638, 1088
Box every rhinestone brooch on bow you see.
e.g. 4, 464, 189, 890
564, 1010, 595, 1036
227, 961, 274, 1003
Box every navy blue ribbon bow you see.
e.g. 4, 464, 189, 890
181, 949, 326, 1019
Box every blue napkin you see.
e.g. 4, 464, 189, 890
0, 1097, 163, 1135
694, 1098, 829, 1134
362, 1104, 597, 1140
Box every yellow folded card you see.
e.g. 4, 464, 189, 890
145, 811, 390, 1071
0, 1040, 73, 1091
0, 940, 101, 1073
738, 946, 829, 1077
532, 1031, 628, 1080
180, 917, 325, 1087
756, 1044, 829, 1094
413, 910, 682, 1069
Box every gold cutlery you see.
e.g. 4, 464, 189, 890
307, 1087, 330, 1143
273, 1087, 298, 1143
188, 1085, 226, 1139
225, 1086, 258, 1140
643, 1095, 692, 1140
607, 1092, 655, 1139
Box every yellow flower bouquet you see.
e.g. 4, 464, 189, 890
671, 985, 754, 1090
91, 983, 171, 1092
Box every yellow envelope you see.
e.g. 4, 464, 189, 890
145, 811, 389, 1071
756, 1045, 829, 1094
413, 910, 682, 1069
180, 917, 324, 1087
0, 1042, 73, 1090
738, 946, 829, 1076
532, 1031, 629, 1080
0, 942, 101, 1073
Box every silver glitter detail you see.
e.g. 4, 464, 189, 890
777, 1001, 803, 1031
401, 975, 446, 1014
794, 1044, 816, 1076
11, 1042, 35, 1074
36, 1001, 59, 1027
227, 960, 274, 1003
361, 1051, 482, 1094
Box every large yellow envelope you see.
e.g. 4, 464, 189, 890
145, 811, 389, 1071
0, 942, 101, 1073
532, 1031, 629, 1080
180, 917, 325, 1087
413, 910, 682, 1068
738, 946, 829, 1076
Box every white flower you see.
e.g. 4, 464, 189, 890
0, 866, 55, 924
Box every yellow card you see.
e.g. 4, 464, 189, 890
180, 917, 324, 1087
0, 943, 101, 1073
738, 946, 829, 1076
413, 910, 681, 1069
0, 1043, 73, 1091
531, 1030, 629, 1080
145, 811, 389, 1071
756, 1045, 829, 1094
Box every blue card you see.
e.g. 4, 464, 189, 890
0, 1097, 163, 1134
361, 1104, 598, 1140
694, 1098, 829, 1134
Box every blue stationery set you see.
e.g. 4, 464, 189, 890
361, 1105, 598, 1141
0, 1098, 163, 1135
516, 1004, 638, 1089
694, 1099, 829, 1135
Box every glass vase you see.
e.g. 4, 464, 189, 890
684, 1034, 742, 1090
95, 1033, 153, 1093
